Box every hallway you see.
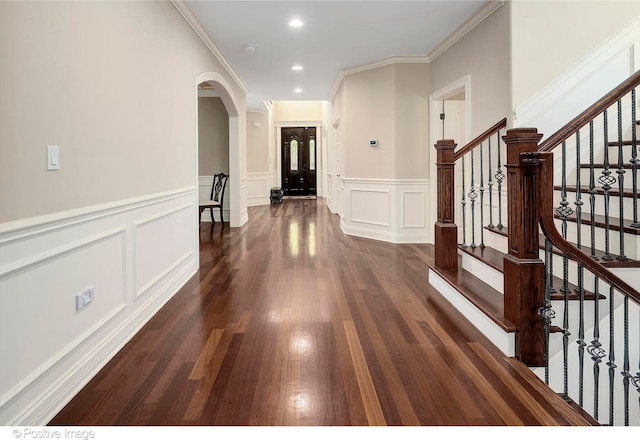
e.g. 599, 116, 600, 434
50, 199, 592, 426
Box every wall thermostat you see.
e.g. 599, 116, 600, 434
369, 140, 378, 147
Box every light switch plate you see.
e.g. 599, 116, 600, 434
47, 145, 59, 170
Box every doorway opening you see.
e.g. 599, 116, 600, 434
428, 75, 471, 243
194, 72, 242, 234
281, 127, 317, 197
197, 82, 229, 223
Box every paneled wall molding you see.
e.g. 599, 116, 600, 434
0, 188, 199, 425
246, 171, 273, 207
340, 178, 430, 244
0, 187, 196, 242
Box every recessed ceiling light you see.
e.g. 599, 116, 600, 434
294, 88, 303, 94
243, 44, 256, 53
292, 65, 303, 71
288, 18, 303, 28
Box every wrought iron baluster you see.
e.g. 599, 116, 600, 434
575, 130, 583, 250
587, 276, 604, 422
631, 88, 639, 228
634, 306, 640, 410
599, 109, 615, 261
616, 99, 627, 260
479, 141, 485, 249
621, 295, 630, 426
575, 130, 586, 407
555, 140, 573, 401
488, 136, 494, 229
495, 130, 504, 230
589, 121, 598, 260
469, 148, 477, 248
540, 238, 556, 386
607, 285, 617, 426
461, 155, 467, 248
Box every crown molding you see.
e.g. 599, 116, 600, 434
427, 1, 504, 62
171, 1, 249, 96
329, 1, 504, 103
329, 55, 429, 103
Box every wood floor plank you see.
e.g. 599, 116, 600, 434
49, 198, 595, 427
342, 320, 386, 426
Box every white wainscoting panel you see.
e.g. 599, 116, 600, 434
349, 189, 390, 227
245, 172, 272, 207
341, 178, 430, 243
326, 173, 334, 213
0, 187, 198, 425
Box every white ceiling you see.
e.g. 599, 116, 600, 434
181, 1, 497, 110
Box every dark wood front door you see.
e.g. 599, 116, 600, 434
281, 127, 317, 196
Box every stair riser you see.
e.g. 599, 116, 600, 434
460, 251, 503, 294
427, 269, 516, 357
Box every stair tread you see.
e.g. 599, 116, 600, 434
485, 225, 640, 268
459, 243, 606, 300
558, 184, 637, 198
430, 255, 517, 333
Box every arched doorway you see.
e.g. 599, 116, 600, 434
194, 72, 245, 235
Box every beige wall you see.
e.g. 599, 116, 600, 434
395, 63, 430, 179
273, 101, 323, 123
331, 62, 430, 180
198, 97, 229, 175
0, 1, 246, 223
343, 64, 397, 179
431, 2, 511, 136
246, 110, 270, 173
510, 0, 640, 108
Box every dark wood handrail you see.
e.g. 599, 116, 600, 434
539, 69, 640, 152
528, 150, 640, 304
453, 117, 507, 161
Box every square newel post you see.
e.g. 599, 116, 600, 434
502, 128, 545, 366
434, 139, 458, 271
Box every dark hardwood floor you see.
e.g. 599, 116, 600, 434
49, 198, 593, 426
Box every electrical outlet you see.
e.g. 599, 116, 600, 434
75, 287, 94, 311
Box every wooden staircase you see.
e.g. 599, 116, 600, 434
429, 71, 640, 426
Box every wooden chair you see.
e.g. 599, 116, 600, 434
199, 173, 228, 225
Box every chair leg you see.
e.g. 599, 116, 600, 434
220, 206, 224, 224
210, 208, 215, 224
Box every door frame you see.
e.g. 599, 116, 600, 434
275, 121, 323, 195
428, 75, 471, 243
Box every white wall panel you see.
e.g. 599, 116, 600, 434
133, 203, 194, 298
401, 191, 426, 228
0, 188, 198, 425
349, 189, 390, 226
245, 172, 272, 207
341, 178, 429, 243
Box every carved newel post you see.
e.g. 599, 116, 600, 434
434, 139, 458, 271
502, 128, 545, 366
